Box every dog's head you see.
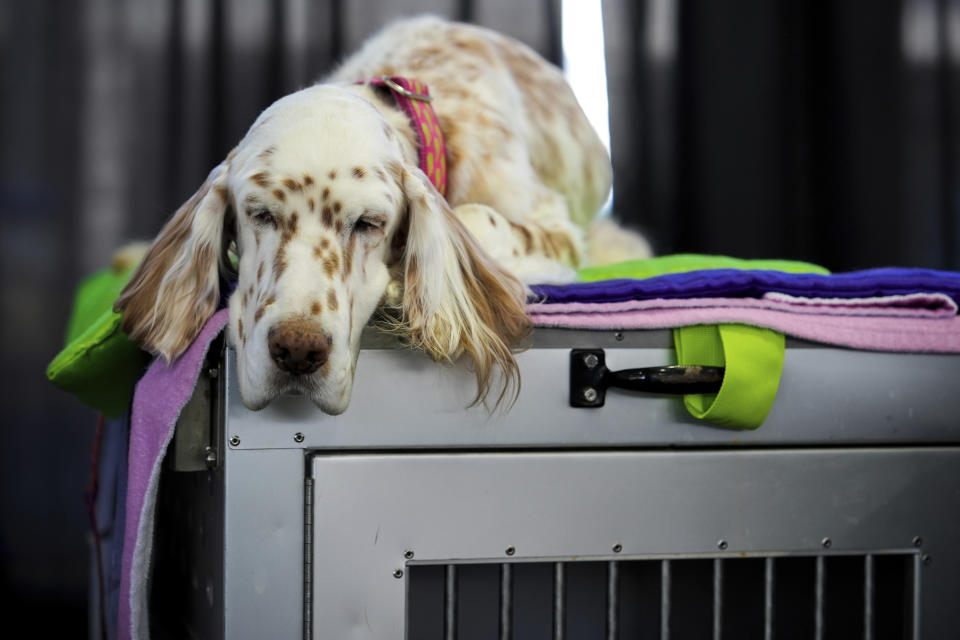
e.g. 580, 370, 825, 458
115, 86, 529, 414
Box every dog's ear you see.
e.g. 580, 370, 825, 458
397, 167, 530, 408
114, 161, 232, 361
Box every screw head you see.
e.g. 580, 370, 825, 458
717, 539, 728, 550
294, 432, 305, 443
207, 367, 219, 378
614, 332, 624, 341
913, 536, 923, 548
505, 545, 516, 556
822, 537, 832, 549
229, 435, 240, 447
583, 387, 598, 402
583, 353, 599, 369
404, 549, 415, 560
393, 568, 404, 578
923, 554, 932, 566
612, 543, 622, 553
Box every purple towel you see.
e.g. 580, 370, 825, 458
119, 309, 229, 640
531, 267, 960, 304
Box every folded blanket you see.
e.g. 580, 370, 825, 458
528, 302, 960, 353
119, 309, 229, 640
529, 292, 959, 319
532, 267, 960, 305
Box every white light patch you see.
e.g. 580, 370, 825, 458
561, 0, 611, 154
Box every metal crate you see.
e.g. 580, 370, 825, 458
151, 330, 960, 640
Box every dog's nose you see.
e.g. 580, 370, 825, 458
267, 320, 331, 375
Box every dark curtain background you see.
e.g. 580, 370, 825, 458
2, 0, 958, 634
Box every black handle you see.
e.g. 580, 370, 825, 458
570, 349, 724, 408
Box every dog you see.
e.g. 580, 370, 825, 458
115, 16, 649, 414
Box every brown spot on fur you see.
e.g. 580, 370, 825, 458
250, 172, 271, 188
308, 198, 315, 212
288, 212, 299, 235
327, 289, 339, 312
321, 205, 333, 227
257, 261, 264, 283
509, 221, 534, 254
303, 174, 314, 186
272, 189, 286, 202
310, 301, 322, 315
274, 245, 287, 279
258, 146, 277, 159
254, 295, 276, 323
488, 214, 497, 227
335, 219, 344, 234
352, 166, 365, 179
322, 187, 330, 201
283, 178, 301, 192
328, 169, 337, 180
320, 237, 330, 250
323, 250, 340, 278
333, 201, 342, 213
214, 185, 228, 203
238, 317, 244, 342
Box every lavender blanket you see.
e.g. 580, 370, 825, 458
119, 309, 229, 640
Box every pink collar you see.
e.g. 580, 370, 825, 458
359, 76, 447, 197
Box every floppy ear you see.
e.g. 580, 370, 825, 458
114, 161, 232, 361
397, 168, 531, 408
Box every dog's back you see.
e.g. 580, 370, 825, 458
327, 17, 612, 229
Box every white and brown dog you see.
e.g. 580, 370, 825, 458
115, 16, 649, 414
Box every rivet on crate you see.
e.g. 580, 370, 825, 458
821, 537, 832, 549
717, 539, 728, 551
393, 569, 404, 579
913, 536, 923, 548
612, 543, 622, 553
294, 432, 305, 443
404, 549, 415, 560
229, 435, 240, 447
582, 353, 599, 369
582, 387, 598, 402
922, 554, 932, 566
505, 545, 516, 556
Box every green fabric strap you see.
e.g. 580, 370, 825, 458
673, 324, 784, 429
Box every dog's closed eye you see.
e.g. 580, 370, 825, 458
352, 213, 386, 235
248, 206, 277, 229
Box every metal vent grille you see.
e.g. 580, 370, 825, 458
408, 553, 918, 640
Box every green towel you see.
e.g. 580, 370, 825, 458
578, 253, 829, 282
578, 254, 828, 429
46, 263, 149, 418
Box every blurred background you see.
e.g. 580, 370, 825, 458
2, 0, 958, 634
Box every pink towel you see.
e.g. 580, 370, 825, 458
528, 299, 960, 353
528, 292, 958, 318
119, 309, 229, 640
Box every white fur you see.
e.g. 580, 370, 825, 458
117, 17, 648, 414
